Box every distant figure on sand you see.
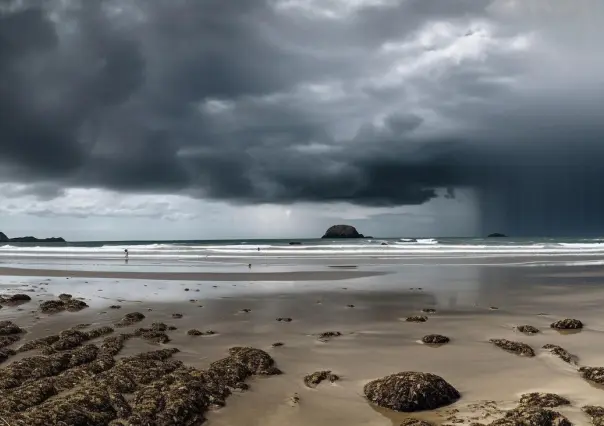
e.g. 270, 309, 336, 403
248, 263, 252, 269
257, 247, 260, 251
124, 249, 128, 259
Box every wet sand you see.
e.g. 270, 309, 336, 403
1, 261, 603, 424
0, 266, 383, 281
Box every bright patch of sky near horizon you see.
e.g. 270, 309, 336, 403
0, 185, 477, 240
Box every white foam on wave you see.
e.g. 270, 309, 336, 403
417, 238, 438, 244
3, 239, 604, 259
557, 242, 604, 248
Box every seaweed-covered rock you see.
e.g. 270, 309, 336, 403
51, 329, 89, 351
550, 318, 583, 330
0, 320, 24, 336
0, 321, 25, 349
2, 344, 280, 425
68, 344, 100, 367
516, 325, 540, 335
22, 326, 114, 354
519, 392, 570, 408
400, 420, 434, 426
115, 312, 145, 327
489, 339, 535, 357
73, 323, 91, 330
187, 329, 215, 336
0, 335, 21, 350
227, 347, 282, 375
304, 370, 339, 388
583, 405, 604, 426
39, 298, 88, 313
147, 323, 167, 331
406, 316, 428, 323
67, 301, 88, 312
271, 342, 284, 347
134, 327, 170, 344
172, 313, 183, 319
39, 300, 63, 313
0, 348, 16, 364
18, 335, 61, 352
276, 317, 292, 322
100, 333, 133, 356
0, 294, 32, 305
85, 326, 114, 340
422, 335, 450, 345
364, 372, 460, 412
0, 377, 58, 414
489, 406, 571, 425
58, 293, 72, 301
421, 308, 436, 314
542, 344, 578, 365
317, 331, 342, 342
120, 347, 279, 425
579, 366, 604, 385
0, 352, 74, 389
8, 385, 129, 425
109, 305, 121, 309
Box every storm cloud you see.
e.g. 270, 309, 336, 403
1, 0, 604, 235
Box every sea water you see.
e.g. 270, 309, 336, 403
1, 237, 604, 262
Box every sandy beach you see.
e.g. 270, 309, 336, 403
1, 257, 604, 425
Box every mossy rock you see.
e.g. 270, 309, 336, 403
489, 339, 535, 357
364, 372, 459, 412
550, 318, 583, 330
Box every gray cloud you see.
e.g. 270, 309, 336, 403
1, 0, 604, 236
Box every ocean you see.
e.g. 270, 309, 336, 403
2, 237, 604, 261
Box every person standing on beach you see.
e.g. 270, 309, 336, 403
124, 249, 128, 259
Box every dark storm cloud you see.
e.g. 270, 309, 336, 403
1, 0, 604, 235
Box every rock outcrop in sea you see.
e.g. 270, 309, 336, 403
322, 224, 364, 239
0, 232, 65, 243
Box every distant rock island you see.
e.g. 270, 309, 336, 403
487, 233, 507, 238
322, 224, 365, 239
0, 232, 65, 243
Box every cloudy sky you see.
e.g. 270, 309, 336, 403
1, 0, 603, 240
